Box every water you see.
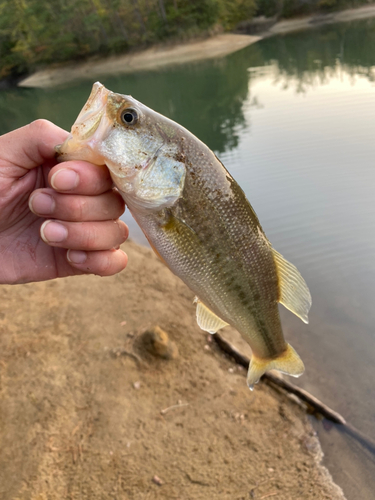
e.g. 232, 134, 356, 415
1, 17, 375, 498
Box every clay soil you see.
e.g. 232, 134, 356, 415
0, 240, 345, 500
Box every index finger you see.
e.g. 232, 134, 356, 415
0, 119, 68, 175
48, 161, 114, 195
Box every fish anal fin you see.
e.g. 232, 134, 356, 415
195, 298, 228, 334
271, 248, 312, 324
247, 343, 305, 390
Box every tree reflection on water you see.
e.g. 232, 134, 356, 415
255, 17, 375, 92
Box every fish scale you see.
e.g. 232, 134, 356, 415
56, 82, 311, 389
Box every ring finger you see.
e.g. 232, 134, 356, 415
40, 219, 128, 251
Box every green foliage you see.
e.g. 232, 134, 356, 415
281, 0, 317, 17
255, 0, 282, 17
0, 0, 214, 78
217, 0, 257, 29
0, 0, 374, 80
153, 0, 220, 39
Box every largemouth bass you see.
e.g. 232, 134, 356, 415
57, 82, 311, 389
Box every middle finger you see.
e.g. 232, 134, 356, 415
29, 188, 125, 222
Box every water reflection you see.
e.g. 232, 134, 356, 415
255, 17, 375, 91
0, 52, 255, 152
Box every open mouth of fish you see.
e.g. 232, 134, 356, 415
55, 82, 109, 163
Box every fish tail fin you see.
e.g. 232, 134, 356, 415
246, 343, 305, 390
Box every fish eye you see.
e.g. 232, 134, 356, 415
121, 108, 138, 125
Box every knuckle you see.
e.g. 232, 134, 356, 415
98, 254, 112, 275
115, 193, 126, 216
71, 197, 85, 220
93, 167, 111, 193
102, 191, 125, 219
83, 225, 99, 249
115, 220, 129, 242
29, 119, 54, 136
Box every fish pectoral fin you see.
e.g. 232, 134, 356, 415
271, 248, 312, 324
247, 343, 305, 390
195, 298, 228, 334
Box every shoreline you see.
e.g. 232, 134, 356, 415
18, 34, 260, 89
18, 4, 375, 89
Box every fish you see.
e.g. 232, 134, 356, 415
56, 82, 311, 389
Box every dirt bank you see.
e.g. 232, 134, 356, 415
18, 34, 260, 89
0, 240, 345, 499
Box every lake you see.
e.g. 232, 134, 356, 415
1, 16, 375, 499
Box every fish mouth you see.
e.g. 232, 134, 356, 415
55, 82, 109, 163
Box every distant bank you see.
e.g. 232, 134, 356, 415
18, 4, 375, 89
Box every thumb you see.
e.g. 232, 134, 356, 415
0, 120, 69, 176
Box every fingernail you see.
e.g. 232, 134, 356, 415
67, 250, 87, 264
51, 169, 79, 191
29, 193, 55, 215
40, 221, 68, 243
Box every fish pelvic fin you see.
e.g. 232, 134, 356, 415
247, 343, 305, 390
271, 248, 312, 324
195, 298, 229, 334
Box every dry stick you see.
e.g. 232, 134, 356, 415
213, 333, 375, 456
160, 403, 190, 415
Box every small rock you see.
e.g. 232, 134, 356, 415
133, 381, 141, 390
152, 475, 164, 486
142, 326, 178, 359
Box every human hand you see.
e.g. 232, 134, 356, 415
0, 119, 128, 284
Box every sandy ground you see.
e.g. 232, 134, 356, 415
18, 4, 375, 89
0, 240, 346, 499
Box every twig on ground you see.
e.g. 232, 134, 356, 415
185, 472, 210, 486
110, 348, 142, 366
160, 402, 189, 415
212, 332, 375, 456
249, 479, 269, 498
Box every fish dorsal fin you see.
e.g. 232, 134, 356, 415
271, 248, 312, 324
195, 298, 228, 334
